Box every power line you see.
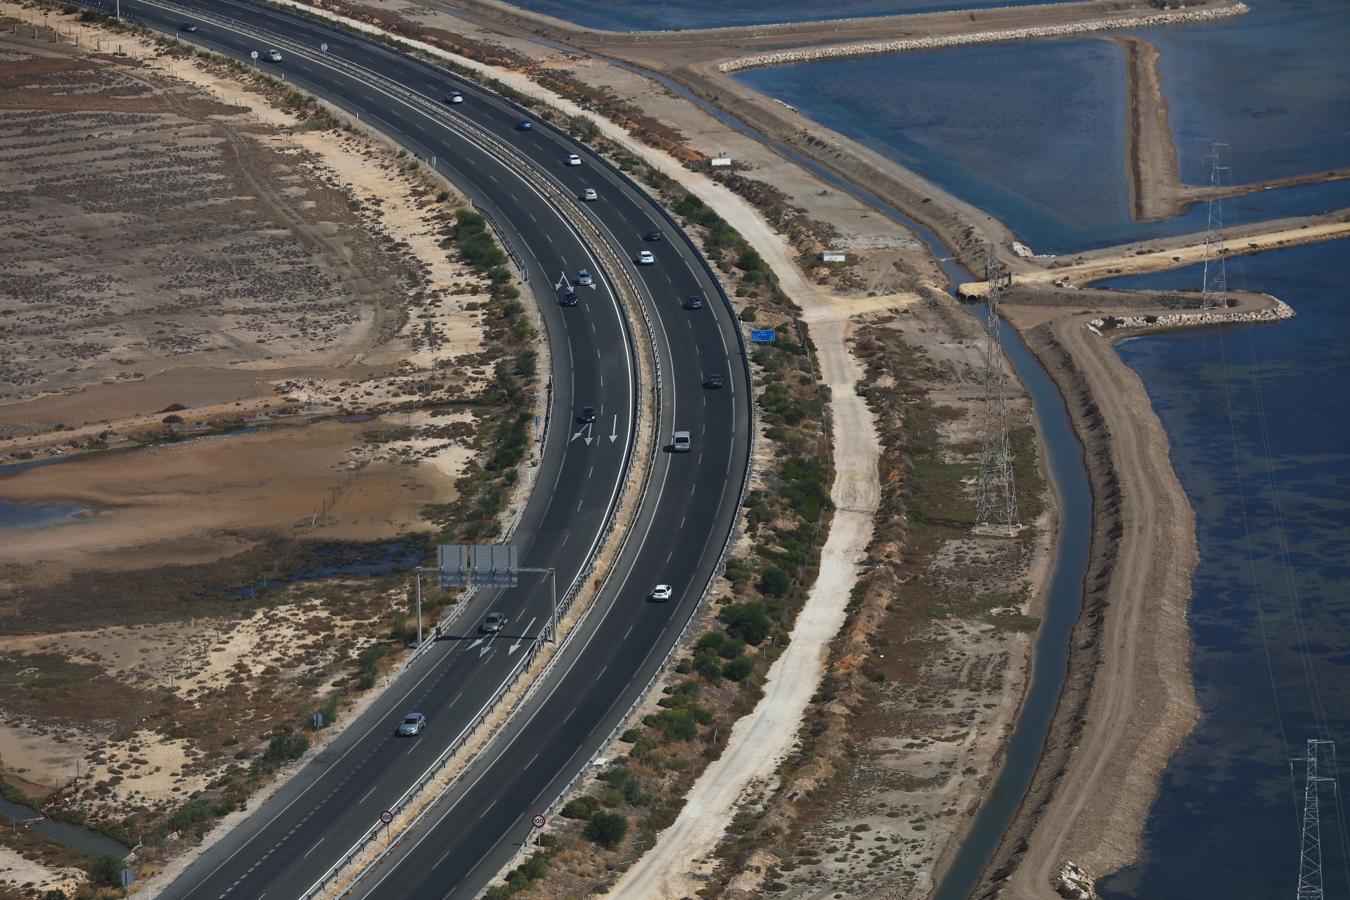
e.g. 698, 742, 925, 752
973, 248, 1019, 535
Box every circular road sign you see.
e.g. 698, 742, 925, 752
250, 50, 258, 60
321, 42, 328, 52
380, 810, 394, 825
531, 813, 546, 829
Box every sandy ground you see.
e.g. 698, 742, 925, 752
0, 846, 82, 895
0, 13, 514, 892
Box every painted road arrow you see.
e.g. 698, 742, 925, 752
609, 414, 618, 443
508, 617, 537, 655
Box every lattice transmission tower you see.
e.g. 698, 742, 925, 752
973, 250, 1019, 535
1297, 739, 1337, 900
1201, 142, 1231, 309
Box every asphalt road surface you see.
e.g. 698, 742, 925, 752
100, 1, 752, 898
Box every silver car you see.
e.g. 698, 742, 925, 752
263, 49, 282, 63
397, 712, 426, 736
672, 431, 691, 452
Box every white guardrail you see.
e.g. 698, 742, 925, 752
102, 2, 753, 894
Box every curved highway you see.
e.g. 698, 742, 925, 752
98, 1, 753, 898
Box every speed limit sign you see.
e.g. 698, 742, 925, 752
531, 813, 546, 829
380, 809, 394, 825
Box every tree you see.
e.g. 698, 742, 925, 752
584, 810, 628, 849
758, 565, 792, 598
87, 855, 122, 887
719, 602, 773, 646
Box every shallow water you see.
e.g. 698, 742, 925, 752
0, 497, 89, 529
1095, 239, 1350, 897
735, 0, 1350, 253
507, 0, 1071, 32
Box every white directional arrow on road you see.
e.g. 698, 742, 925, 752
571, 422, 594, 445
555, 270, 570, 291
609, 415, 618, 443
508, 617, 537, 655
467, 637, 485, 650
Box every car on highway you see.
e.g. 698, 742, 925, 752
636, 250, 655, 265
397, 712, 427, 736
650, 584, 673, 602
704, 373, 723, 389
683, 294, 703, 310
480, 612, 508, 634
560, 289, 578, 307
581, 188, 598, 201
566, 153, 582, 166
262, 49, 283, 63
579, 405, 596, 423
178, 22, 198, 32
576, 267, 593, 286
644, 229, 663, 242
444, 90, 464, 104
672, 430, 691, 452
516, 119, 533, 131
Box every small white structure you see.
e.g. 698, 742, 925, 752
820, 251, 846, 263
710, 155, 732, 168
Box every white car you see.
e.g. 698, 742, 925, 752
581, 188, 598, 201
576, 268, 593, 287
567, 153, 582, 166
672, 430, 691, 452
636, 250, 655, 265
650, 584, 673, 602
263, 49, 282, 63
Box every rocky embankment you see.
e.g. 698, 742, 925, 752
1087, 294, 1294, 334
717, 4, 1249, 71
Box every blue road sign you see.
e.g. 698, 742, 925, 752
749, 329, 776, 343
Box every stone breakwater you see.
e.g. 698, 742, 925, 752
1086, 293, 1294, 335
716, 3, 1250, 72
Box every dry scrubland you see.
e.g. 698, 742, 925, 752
0, 11, 535, 892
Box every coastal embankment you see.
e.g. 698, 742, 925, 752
714, 5, 1249, 72
980, 290, 1296, 897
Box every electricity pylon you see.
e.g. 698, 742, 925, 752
1297, 739, 1336, 900
1201, 142, 1231, 309
974, 250, 1019, 535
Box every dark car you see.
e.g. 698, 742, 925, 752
560, 290, 578, 307
683, 294, 704, 310
178, 22, 198, 32
579, 405, 596, 423
644, 230, 663, 242
516, 120, 533, 131
444, 90, 464, 104
480, 612, 508, 634
703, 373, 723, 389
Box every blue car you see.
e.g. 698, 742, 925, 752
516, 120, 533, 131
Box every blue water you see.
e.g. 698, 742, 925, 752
0, 795, 129, 859
1093, 240, 1350, 898
1138, 0, 1350, 186
735, 0, 1350, 253
0, 497, 89, 529
508, 0, 1071, 32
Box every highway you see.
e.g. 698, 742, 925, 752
99, 1, 753, 897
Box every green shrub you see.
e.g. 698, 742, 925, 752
584, 810, 628, 849
86, 856, 122, 887
722, 655, 754, 682
758, 566, 792, 598
560, 796, 597, 819
719, 602, 773, 645
654, 708, 698, 741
